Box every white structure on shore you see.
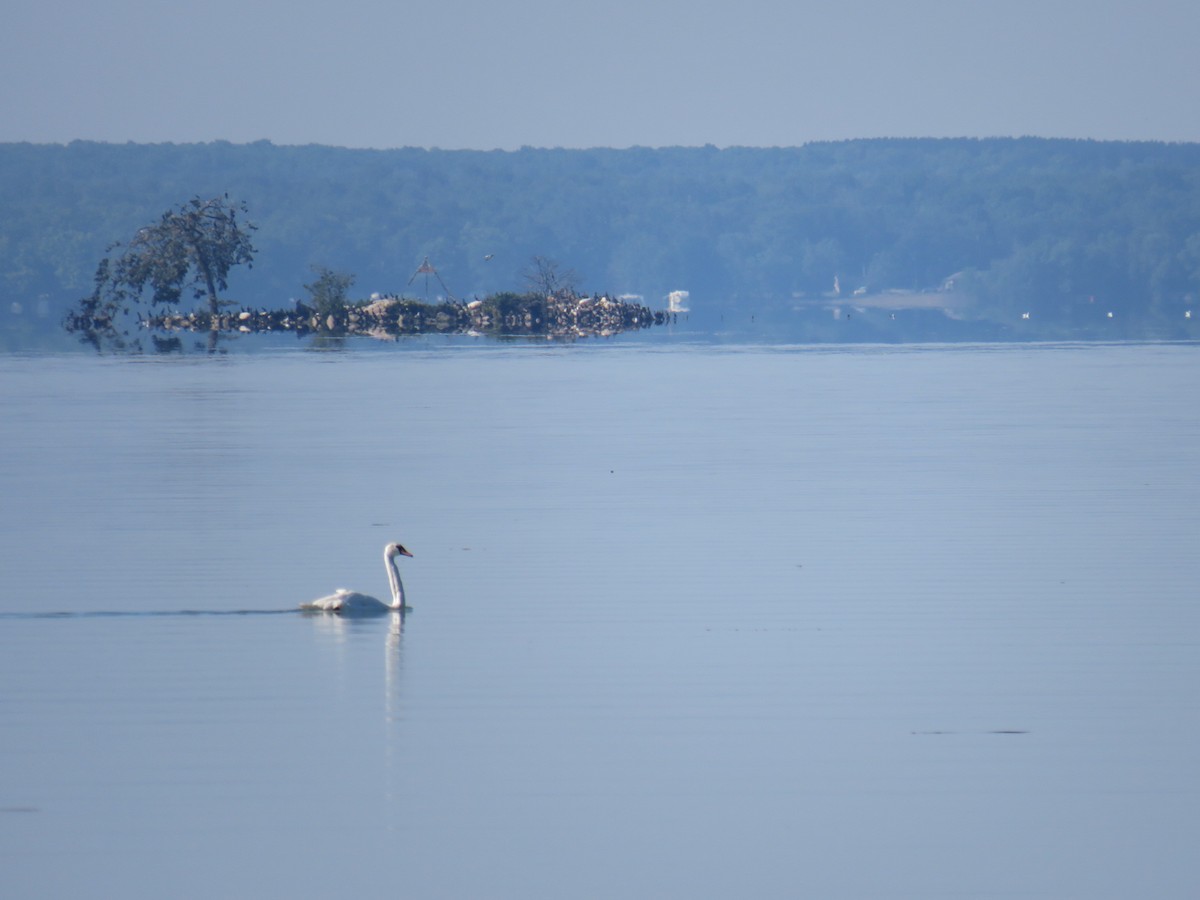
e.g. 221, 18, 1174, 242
668, 290, 690, 313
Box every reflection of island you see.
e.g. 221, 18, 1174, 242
147, 293, 673, 341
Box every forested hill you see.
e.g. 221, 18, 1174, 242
3, 138, 1199, 342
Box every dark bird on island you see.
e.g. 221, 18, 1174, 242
300, 543, 413, 614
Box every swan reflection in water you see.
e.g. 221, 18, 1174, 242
303, 605, 407, 641
301, 573, 408, 804
300, 543, 413, 614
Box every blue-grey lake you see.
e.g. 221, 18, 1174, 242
2, 340, 1198, 898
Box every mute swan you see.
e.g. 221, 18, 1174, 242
301, 543, 413, 613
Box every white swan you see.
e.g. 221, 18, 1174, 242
300, 543, 413, 613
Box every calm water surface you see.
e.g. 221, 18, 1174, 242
1, 342, 1198, 898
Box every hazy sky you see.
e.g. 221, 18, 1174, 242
4, 0, 1198, 149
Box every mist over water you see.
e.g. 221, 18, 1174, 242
2, 343, 1198, 898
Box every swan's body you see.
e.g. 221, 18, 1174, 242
301, 543, 413, 614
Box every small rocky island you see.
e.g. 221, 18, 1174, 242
145, 291, 669, 341
63, 211, 667, 348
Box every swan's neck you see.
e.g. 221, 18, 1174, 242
385, 551, 406, 609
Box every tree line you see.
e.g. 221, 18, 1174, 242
2, 137, 1199, 343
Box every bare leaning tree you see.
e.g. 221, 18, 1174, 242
521, 255, 580, 298
67, 195, 257, 342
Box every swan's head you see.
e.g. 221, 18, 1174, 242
386, 542, 414, 558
